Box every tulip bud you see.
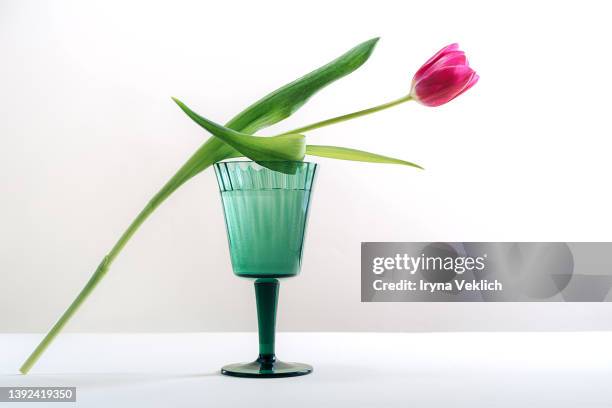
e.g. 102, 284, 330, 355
410, 43, 479, 107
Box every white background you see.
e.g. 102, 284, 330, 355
1, 0, 612, 333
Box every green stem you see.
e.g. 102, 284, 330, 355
279, 95, 412, 135
19, 140, 227, 374
19, 195, 166, 374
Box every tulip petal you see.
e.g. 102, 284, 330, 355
447, 72, 479, 102
419, 51, 467, 79
414, 65, 476, 107
412, 43, 459, 83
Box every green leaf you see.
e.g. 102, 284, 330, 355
306, 145, 423, 169
172, 98, 305, 163
225, 37, 380, 135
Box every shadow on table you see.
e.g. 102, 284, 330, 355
1, 364, 441, 388
0, 372, 220, 388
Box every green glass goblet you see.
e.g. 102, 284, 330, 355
214, 160, 318, 378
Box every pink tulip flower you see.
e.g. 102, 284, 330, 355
410, 43, 479, 107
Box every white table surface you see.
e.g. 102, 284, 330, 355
1, 332, 611, 407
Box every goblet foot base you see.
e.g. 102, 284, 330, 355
221, 356, 312, 378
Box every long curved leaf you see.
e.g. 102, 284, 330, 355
226, 37, 380, 135
306, 145, 423, 169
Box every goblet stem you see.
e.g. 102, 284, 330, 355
254, 278, 279, 361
